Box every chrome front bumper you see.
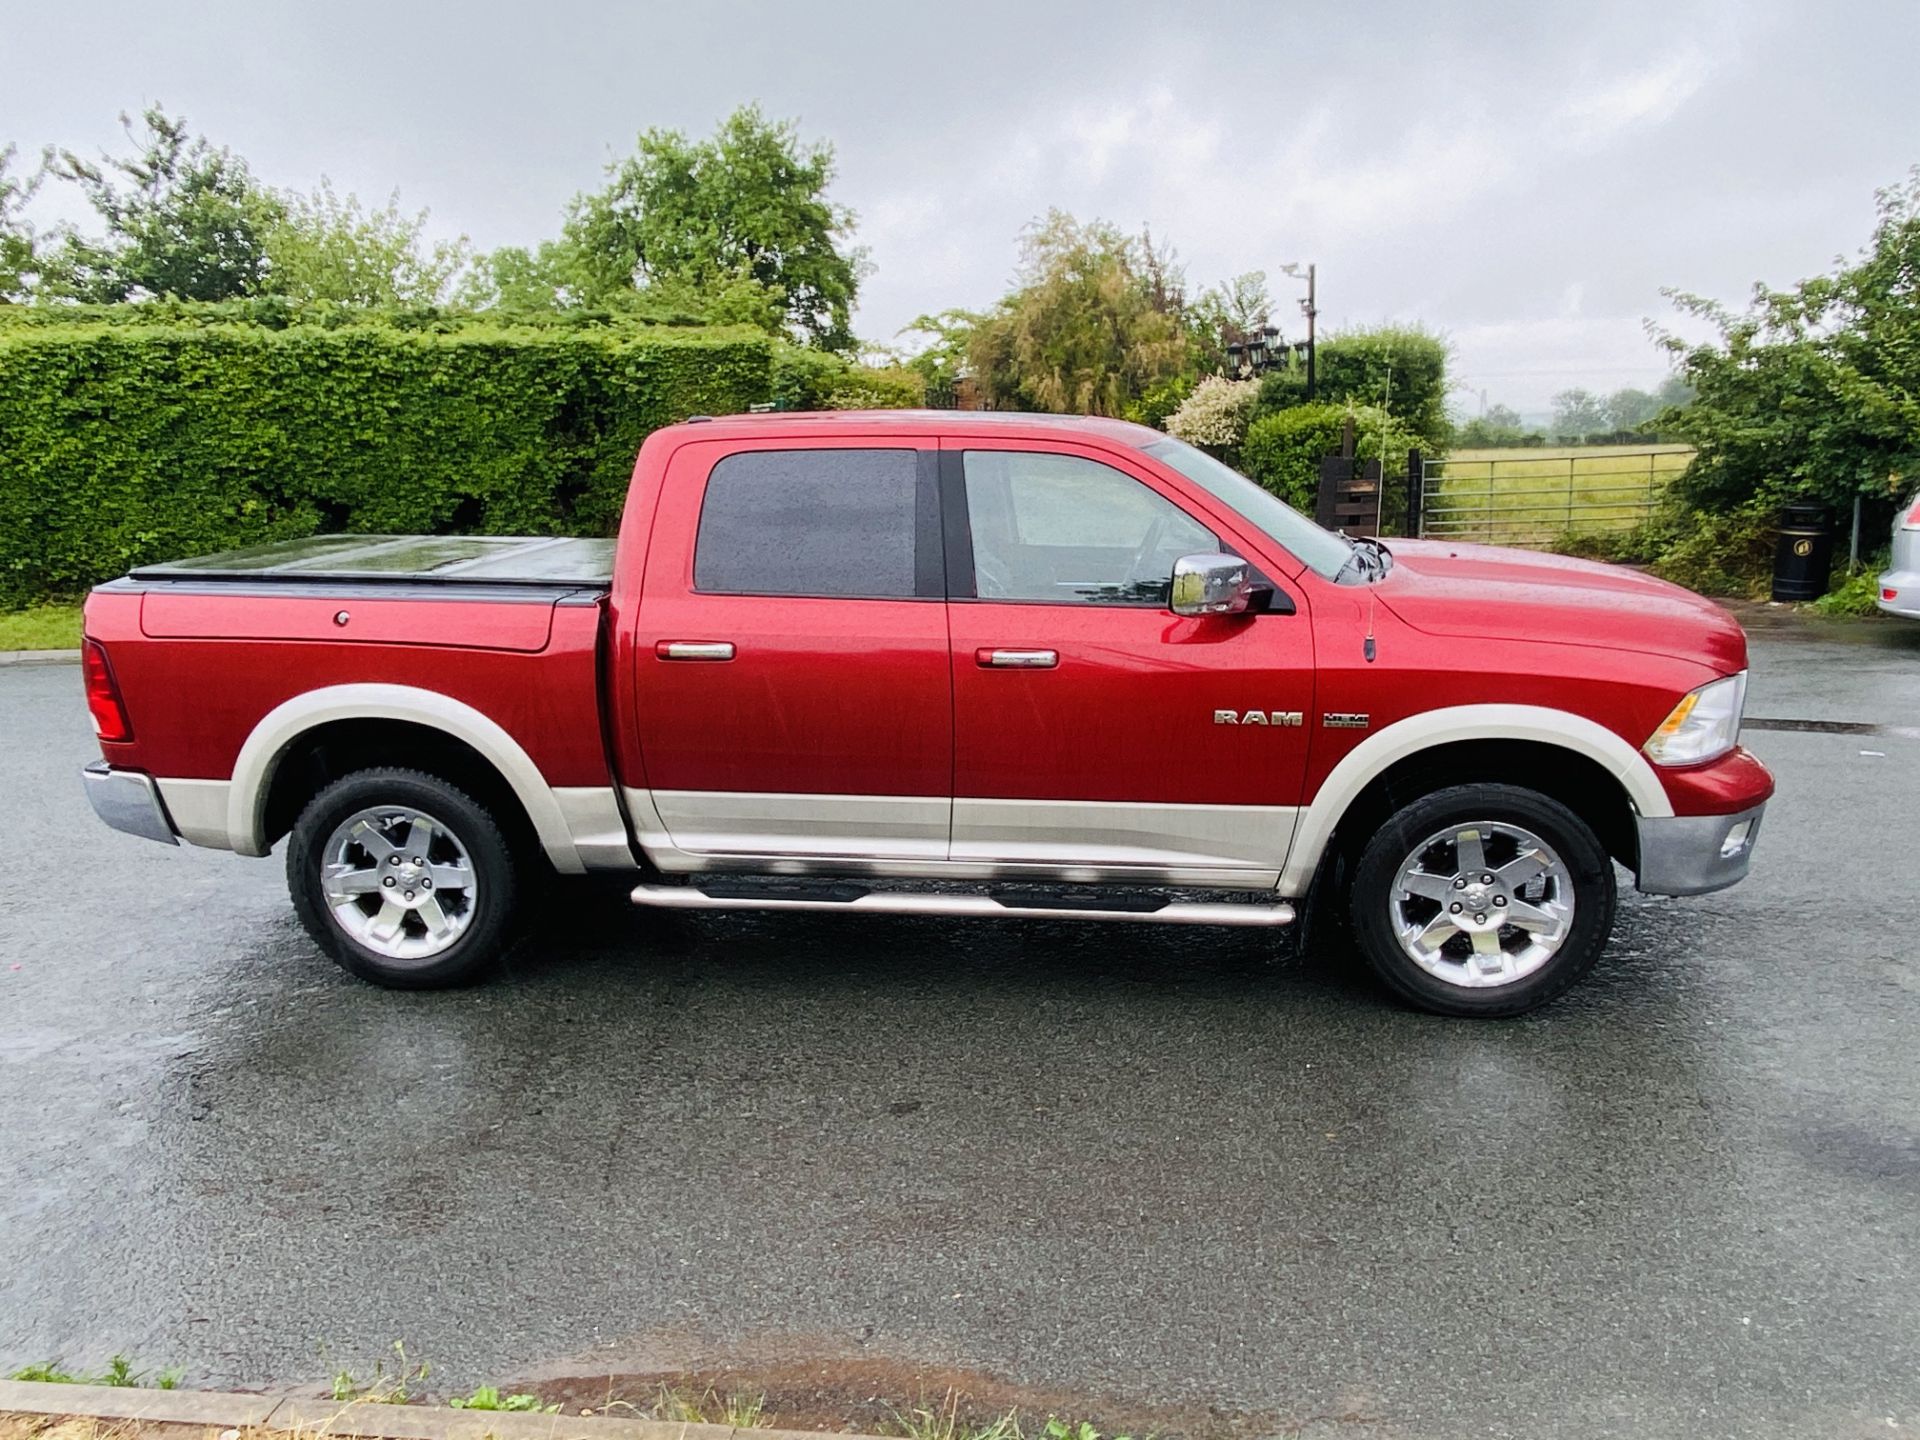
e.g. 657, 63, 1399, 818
1634, 803, 1764, 897
83, 762, 178, 845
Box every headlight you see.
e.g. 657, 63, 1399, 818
1644, 671, 1747, 765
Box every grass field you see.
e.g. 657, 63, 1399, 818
0, 602, 84, 650
1425, 444, 1695, 543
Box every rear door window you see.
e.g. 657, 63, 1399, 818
694, 448, 941, 598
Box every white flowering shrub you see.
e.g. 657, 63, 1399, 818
1162, 375, 1260, 448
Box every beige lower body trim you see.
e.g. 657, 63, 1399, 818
647, 789, 950, 861
160, 777, 634, 873
552, 786, 639, 871
154, 778, 233, 850
622, 788, 1290, 888
952, 797, 1293, 879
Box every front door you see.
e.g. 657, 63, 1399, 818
630, 438, 951, 863
943, 441, 1313, 886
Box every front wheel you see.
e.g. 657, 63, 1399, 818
287, 767, 520, 989
1349, 784, 1615, 1017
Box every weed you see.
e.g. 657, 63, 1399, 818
887, 1389, 1024, 1440
447, 1386, 557, 1414
647, 1385, 774, 1429
329, 1343, 429, 1404
8, 1363, 81, 1384
1044, 1421, 1134, 1440
7, 1357, 180, 1389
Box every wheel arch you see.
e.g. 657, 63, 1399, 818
1280, 705, 1668, 896
230, 684, 584, 873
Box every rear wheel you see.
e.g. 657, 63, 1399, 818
1349, 784, 1615, 1017
288, 767, 519, 989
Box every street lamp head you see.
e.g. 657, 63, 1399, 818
1279, 262, 1306, 279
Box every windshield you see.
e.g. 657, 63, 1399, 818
1143, 436, 1356, 580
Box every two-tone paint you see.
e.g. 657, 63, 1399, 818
82, 411, 1774, 906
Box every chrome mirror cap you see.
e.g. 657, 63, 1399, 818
1170, 553, 1254, 616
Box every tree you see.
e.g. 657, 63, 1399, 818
966, 211, 1190, 415
39, 106, 280, 302
1189, 269, 1273, 373
1550, 388, 1610, 438
263, 179, 472, 306
1658, 168, 1920, 517
0, 145, 42, 301
1454, 403, 1536, 448
554, 105, 863, 348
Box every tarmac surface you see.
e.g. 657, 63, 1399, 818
3, 617, 1917, 1439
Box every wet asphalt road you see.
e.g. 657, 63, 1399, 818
2, 623, 1919, 1440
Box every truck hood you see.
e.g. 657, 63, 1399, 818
1374, 540, 1748, 672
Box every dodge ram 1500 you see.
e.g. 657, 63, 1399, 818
81, 411, 1773, 1016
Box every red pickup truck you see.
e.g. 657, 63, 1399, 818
80, 412, 1772, 1016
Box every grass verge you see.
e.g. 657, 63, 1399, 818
0, 603, 83, 651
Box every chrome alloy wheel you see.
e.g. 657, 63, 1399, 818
1389, 821, 1575, 988
320, 806, 477, 963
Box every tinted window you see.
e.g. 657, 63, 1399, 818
695, 448, 935, 598
963, 450, 1218, 606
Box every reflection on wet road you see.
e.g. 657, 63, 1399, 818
2, 630, 1917, 1440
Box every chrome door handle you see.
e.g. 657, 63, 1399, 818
657, 641, 735, 662
978, 648, 1058, 669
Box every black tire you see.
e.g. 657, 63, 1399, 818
287, 767, 519, 989
1349, 783, 1615, 1018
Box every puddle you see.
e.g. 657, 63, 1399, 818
511, 1334, 1362, 1439
1745, 716, 1920, 739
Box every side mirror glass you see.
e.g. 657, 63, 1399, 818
1169, 553, 1254, 616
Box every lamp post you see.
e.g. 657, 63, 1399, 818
1280, 262, 1317, 399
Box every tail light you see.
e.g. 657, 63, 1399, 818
1904, 495, 1920, 530
83, 639, 134, 742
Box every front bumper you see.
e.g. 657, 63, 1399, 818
1634, 802, 1764, 897
83, 762, 178, 846
1876, 563, 1920, 619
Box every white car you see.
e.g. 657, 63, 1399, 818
1879, 494, 1920, 619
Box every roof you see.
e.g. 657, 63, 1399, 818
667, 409, 1167, 449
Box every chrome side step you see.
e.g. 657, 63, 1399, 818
630, 883, 1295, 928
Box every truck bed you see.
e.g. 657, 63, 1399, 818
128, 534, 615, 589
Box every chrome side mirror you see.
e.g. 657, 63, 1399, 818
1169, 553, 1253, 616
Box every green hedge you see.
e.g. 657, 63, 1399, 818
0, 318, 773, 605
1240, 402, 1417, 511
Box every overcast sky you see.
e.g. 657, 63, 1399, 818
7, 0, 1916, 416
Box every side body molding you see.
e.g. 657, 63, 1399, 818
1278, 703, 1674, 895
226, 683, 595, 872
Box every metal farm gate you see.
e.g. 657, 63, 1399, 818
1417, 445, 1693, 545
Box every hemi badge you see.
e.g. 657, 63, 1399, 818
1323, 713, 1371, 730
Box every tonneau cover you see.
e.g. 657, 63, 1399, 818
129, 534, 615, 588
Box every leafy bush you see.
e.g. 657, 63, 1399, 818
824, 364, 925, 409
1122, 374, 1193, 431
1162, 375, 1258, 449
1252, 327, 1451, 447
1811, 560, 1892, 615
1645, 503, 1779, 598
0, 314, 772, 606
1239, 403, 1416, 510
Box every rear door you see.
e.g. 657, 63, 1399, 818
629, 437, 952, 862
942, 439, 1313, 885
